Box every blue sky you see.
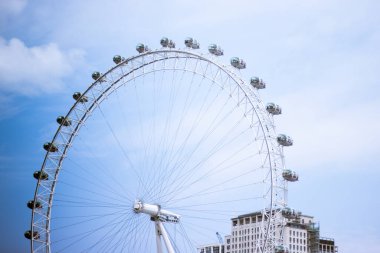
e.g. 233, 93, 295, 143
0, 0, 379, 252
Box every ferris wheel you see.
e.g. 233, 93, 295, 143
25, 37, 296, 253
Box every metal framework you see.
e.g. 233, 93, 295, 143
28, 44, 289, 253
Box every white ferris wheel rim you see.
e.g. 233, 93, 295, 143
29, 47, 287, 253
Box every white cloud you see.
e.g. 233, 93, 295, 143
0, 37, 85, 95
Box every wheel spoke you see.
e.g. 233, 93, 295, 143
29, 47, 287, 253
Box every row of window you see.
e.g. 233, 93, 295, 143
289, 237, 307, 245
289, 244, 306, 251
319, 244, 335, 251
289, 229, 307, 238
232, 227, 261, 236
231, 228, 308, 238
227, 247, 262, 253
225, 241, 311, 252
199, 246, 224, 253
230, 234, 264, 243
230, 242, 262, 249
226, 249, 313, 253
232, 217, 265, 226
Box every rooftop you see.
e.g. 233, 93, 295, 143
230, 209, 314, 220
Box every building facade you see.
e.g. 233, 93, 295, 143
198, 209, 337, 253
318, 238, 337, 253
198, 243, 225, 253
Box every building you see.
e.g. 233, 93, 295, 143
198, 243, 225, 253
199, 209, 338, 253
318, 238, 337, 253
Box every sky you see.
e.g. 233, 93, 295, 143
0, 0, 379, 252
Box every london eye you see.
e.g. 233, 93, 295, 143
26, 37, 295, 253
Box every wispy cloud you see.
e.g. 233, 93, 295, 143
339, 233, 380, 253
0, 37, 85, 95
276, 87, 380, 171
0, 0, 27, 16
0, 93, 22, 120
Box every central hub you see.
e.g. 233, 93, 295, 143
133, 199, 180, 223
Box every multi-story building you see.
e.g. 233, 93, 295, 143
198, 243, 225, 253
318, 238, 337, 253
198, 209, 337, 253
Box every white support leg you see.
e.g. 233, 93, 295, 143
156, 220, 175, 253
155, 222, 164, 253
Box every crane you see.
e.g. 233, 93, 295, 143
216, 232, 223, 244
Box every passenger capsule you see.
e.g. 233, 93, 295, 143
92, 71, 101, 80
160, 37, 176, 48
275, 245, 290, 253
266, 103, 282, 115
192, 41, 200, 49
230, 57, 246, 69
56, 116, 72, 126
27, 200, 43, 209
136, 43, 150, 53
33, 171, 48, 180
282, 170, 299, 182
113, 55, 125, 64
24, 230, 40, 240
208, 44, 224, 56
43, 142, 58, 152
184, 37, 200, 49
73, 92, 88, 103
91, 71, 106, 82
277, 134, 293, 146
250, 77, 266, 89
